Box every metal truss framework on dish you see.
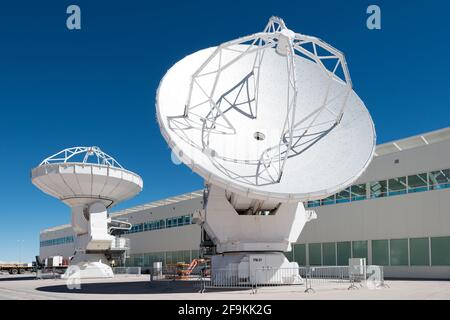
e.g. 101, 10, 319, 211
32, 146, 143, 279
157, 16, 375, 284
167, 16, 354, 188
39, 146, 124, 168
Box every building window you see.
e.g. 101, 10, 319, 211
370, 180, 387, 198
409, 238, 430, 266
293, 244, 306, 266
308, 243, 322, 266
429, 169, 450, 190
128, 214, 197, 232
352, 240, 368, 261
306, 200, 320, 208
407, 173, 428, 193
290, 168, 450, 209
388, 177, 407, 196
40, 235, 74, 247
336, 188, 350, 204
284, 250, 294, 261
390, 239, 408, 266
321, 195, 335, 206
431, 236, 450, 266
322, 242, 336, 266
351, 184, 367, 201
371, 239, 389, 266
337, 241, 351, 265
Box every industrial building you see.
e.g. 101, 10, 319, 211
40, 127, 450, 279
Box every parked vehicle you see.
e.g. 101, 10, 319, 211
0, 262, 34, 275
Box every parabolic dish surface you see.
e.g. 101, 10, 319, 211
32, 163, 143, 207
157, 45, 375, 202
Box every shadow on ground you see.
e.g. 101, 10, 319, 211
36, 280, 251, 295
0, 275, 36, 282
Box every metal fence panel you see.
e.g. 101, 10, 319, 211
112, 267, 141, 275
196, 265, 386, 294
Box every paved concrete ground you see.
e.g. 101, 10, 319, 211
0, 274, 449, 300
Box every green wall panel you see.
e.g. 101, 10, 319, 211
293, 244, 306, 266
372, 240, 389, 265
431, 237, 450, 266
322, 242, 336, 265
390, 239, 408, 266
309, 243, 322, 266
410, 238, 429, 266
337, 241, 351, 265
352, 241, 368, 261
284, 250, 294, 261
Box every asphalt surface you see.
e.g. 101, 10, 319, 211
0, 274, 449, 300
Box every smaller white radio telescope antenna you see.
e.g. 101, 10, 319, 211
32, 146, 143, 279
156, 17, 375, 282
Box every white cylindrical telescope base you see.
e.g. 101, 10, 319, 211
211, 252, 303, 285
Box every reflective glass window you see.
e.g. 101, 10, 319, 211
352, 241, 368, 261
336, 188, 350, 204
337, 241, 351, 265
293, 244, 306, 266
351, 184, 366, 201
390, 239, 408, 266
372, 240, 389, 265
388, 177, 407, 196
370, 180, 387, 198
308, 243, 322, 266
407, 173, 428, 193
306, 200, 320, 208
321, 194, 335, 206
322, 242, 336, 265
431, 236, 450, 266
410, 238, 429, 266
429, 169, 450, 190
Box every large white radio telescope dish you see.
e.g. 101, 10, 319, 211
157, 17, 375, 202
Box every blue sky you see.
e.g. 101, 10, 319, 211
0, 0, 449, 262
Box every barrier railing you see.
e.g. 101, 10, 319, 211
35, 267, 66, 279
112, 267, 141, 275
199, 268, 256, 293
197, 265, 386, 294
148, 265, 206, 282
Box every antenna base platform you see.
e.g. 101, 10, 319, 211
211, 252, 303, 285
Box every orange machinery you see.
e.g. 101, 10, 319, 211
167, 258, 208, 280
